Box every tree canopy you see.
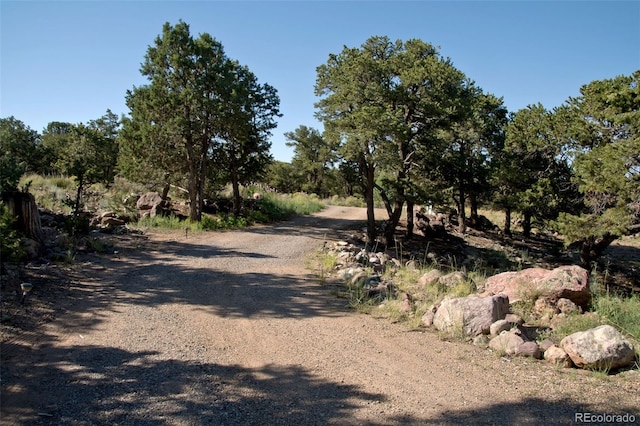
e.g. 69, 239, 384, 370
556, 71, 640, 266
315, 36, 500, 244
120, 21, 280, 220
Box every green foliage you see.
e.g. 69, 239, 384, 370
264, 161, 302, 194
134, 214, 193, 231
326, 194, 367, 207
199, 214, 248, 230
500, 104, 577, 236
120, 20, 232, 221
0, 204, 24, 265
121, 20, 280, 221
315, 35, 494, 242
19, 174, 75, 213
592, 293, 640, 343
212, 61, 281, 216
0, 116, 41, 191
285, 126, 337, 196
257, 192, 325, 221
553, 71, 639, 265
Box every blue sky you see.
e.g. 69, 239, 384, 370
2, 1, 639, 162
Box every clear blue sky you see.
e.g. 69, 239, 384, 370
2, 1, 639, 162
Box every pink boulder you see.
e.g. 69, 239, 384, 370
482, 265, 590, 310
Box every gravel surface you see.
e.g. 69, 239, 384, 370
1, 206, 639, 425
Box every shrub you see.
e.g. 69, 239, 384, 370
0, 204, 24, 266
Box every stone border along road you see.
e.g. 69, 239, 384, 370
1, 206, 638, 425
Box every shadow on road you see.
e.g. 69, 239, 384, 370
423, 397, 640, 425
2, 343, 394, 425
4, 341, 638, 425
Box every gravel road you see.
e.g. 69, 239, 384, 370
1, 206, 638, 425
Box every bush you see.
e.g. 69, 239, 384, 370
256, 192, 324, 221
593, 293, 640, 344
0, 204, 24, 267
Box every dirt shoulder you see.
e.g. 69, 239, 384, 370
1, 206, 639, 425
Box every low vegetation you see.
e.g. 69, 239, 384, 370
313, 226, 640, 357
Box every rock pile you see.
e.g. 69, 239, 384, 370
323, 240, 638, 373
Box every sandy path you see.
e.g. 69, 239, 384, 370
1, 206, 638, 425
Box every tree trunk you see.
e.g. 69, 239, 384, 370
522, 212, 532, 238
504, 207, 512, 238
363, 158, 377, 245
469, 192, 479, 229
231, 171, 242, 217
579, 233, 617, 270
0, 191, 44, 243
74, 175, 84, 219
383, 199, 404, 245
457, 183, 466, 234
406, 200, 414, 239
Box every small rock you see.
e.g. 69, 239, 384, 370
437, 271, 468, 289
421, 304, 439, 327
400, 293, 413, 313
556, 298, 580, 314
535, 297, 558, 316
433, 294, 510, 337
538, 339, 555, 353
543, 345, 573, 368
418, 270, 443, 287
515, 341, 542, 359
490, 319, 511, 337
504, 313, 524, 325
489, 330, 525, 355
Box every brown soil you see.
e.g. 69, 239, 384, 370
1, 206, 639, 425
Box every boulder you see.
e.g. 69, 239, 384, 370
23, 238, 41, 259
421, 304, 439, 327
489, 330, 526, 355
136, 192, 163, 210
482, 265, 590, 309
400, 292, 413, 313
418, 270, 443, 287
490, 319, 511, 337
543, 345, 573, 368
438, 271, 468, 289
504, 313, 524, 326
101, 216, 126, 227
433, 294, 510, 337
560, 325, 636, 371
515, 341, 542, 359
556, 298, 580, 314
538, 339, 555, 353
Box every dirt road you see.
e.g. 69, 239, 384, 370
1, 206, 638, 425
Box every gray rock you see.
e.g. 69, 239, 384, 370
515, 341, 542, 359
489, 330, 526, 355
433, 294, 510, 337
504, 313, 524, 325
543, 345, 573, 367
418, 270, 443, 287
556, 298, 580, 314
490, 319, 511, 337
538, 339, 555, 353
136, 192, 163, 210
421, 304, 439, 327
561, 325, 636, 371
438, 271, 468, 289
